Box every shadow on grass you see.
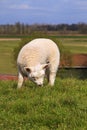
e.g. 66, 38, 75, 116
58, 68, 87, 80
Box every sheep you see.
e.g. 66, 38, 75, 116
17, 38, 60, 88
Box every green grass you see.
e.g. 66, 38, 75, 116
63, 43, 87, 54
58, 38, 87, 54
1, 35, 87, 39
0, 78, 87, 130
0, 39, 20, 74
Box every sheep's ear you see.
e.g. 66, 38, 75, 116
24, 67, 31, 73
42, 63, 49, 69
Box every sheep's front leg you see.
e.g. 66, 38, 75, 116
17, 72, 24, 89
49, 72, 56, 86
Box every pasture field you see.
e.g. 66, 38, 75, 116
0, 78, 87, 130
58, 37, 87, 54
0, 36, 87, 74
0, 39, 21, 74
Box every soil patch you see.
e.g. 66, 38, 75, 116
0, 74, 17, 80
72, 54, 87, 67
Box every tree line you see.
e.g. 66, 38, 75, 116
0, 22, 87, 35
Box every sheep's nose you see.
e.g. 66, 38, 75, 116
38, 84, 43, 87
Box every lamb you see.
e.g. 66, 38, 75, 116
17, 38, 60, 88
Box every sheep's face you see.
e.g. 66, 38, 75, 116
24, 64, 48, 86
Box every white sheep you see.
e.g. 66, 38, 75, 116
17, 38, 60, 88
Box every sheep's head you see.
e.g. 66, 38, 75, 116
24, 63, 49, 86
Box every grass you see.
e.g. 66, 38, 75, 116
0, 78, 87, 130
58, 38, 87, 54
0, 39, 20, 74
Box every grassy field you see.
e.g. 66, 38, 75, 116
0, 36, 87, 74
0, 39, 20, 74
0, 78, 87, 130
0, 36, 87, 129
58, 38, 87, 54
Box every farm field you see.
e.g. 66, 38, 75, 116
0, 39, 21, 74
0, 36, 87, 129
0, 78, 87, 130
0, 36, 87, 74
58, 38, 87, 54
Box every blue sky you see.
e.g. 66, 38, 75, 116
0, 0, 87, 24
